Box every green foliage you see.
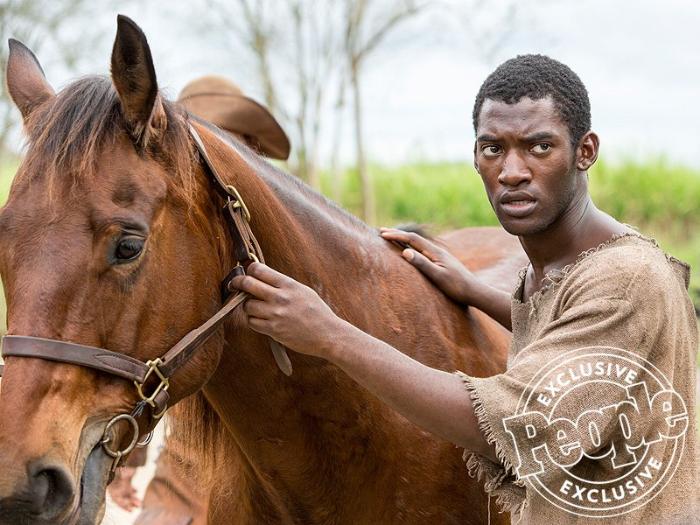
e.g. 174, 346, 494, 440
0, 160, 15, 204
0, 160, 14, 334
590, 158, 700, 230
322, 162, 500, 228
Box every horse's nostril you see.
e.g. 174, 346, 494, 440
28, 463, 75, 519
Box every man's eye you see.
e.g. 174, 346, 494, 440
531, 143, 551, 154
482, 145, 502, 158
114, 236, 145, 263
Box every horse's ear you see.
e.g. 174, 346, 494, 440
111, 15, 166, 145
6, 39, 55, 124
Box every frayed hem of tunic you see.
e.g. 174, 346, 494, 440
455, 371, 527, 517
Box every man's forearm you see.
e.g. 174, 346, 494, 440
468, 283, 512, 331
322, 318, 497, 461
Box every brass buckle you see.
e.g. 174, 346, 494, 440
226, 185, 251, 221
134, 358, 169, 408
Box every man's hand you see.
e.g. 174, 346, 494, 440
380, 227, 513, 330
379, 228, 478, 305
107, 466, 141, 512
231, 263, 343, 357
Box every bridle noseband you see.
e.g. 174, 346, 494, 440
0, 124, 292, 473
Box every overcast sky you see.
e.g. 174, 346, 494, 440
7, 0, 700, 167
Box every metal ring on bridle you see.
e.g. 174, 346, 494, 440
100, 413, 140, 459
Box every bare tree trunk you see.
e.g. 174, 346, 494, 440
329, 78, 346, 203
291, 1, 309, 182
0, 0, 97, 154
350, 62, 374, 224
307, 81, 323, 190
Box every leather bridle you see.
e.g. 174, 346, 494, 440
0, 124, 291, 472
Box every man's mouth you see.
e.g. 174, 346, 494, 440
499, 193, 537, 218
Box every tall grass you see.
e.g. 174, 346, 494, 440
591, 158, 700, 232
321, 161, 499, 228
0, 161, 14, 204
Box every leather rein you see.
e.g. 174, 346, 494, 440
0, 124, 291, 472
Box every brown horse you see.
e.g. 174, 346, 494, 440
0, 16, 512, 525
443, 227, 526, 293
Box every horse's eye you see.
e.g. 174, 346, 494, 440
115, 236, 145, 262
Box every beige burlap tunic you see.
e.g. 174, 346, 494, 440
457, 233, 698, 524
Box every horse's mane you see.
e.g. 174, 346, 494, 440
19, 74, 375, 242
19, 75, 196, 205
200, 119, 376, 237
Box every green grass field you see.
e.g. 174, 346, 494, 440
1, 157, 699, 332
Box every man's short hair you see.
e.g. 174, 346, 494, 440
472, 54, 591, 145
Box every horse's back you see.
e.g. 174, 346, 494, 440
439, 226, 527, 294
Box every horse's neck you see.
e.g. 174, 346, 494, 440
203, 127, 474, 408
211, 132, 385, 299
196, 132, 496, 514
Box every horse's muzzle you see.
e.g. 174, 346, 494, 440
0, 459, 76, 524
0, 443, 111, 525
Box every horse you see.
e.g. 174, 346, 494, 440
0, 16, 512, 525
443, 226, 526, 293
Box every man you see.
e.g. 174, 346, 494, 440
107, 75, 291, 525
232, 55, 698, 523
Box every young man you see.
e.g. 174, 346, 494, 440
232, 55, 698, 523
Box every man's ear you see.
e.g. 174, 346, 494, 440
473, 142, 480, 173
6, 39, 55, 124
576, 131, 599, 171
111, 15, 166, 146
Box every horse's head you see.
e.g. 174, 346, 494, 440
0, 16, 227, 524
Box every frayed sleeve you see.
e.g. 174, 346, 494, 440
454, 371, 528, 516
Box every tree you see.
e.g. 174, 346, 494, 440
207, 0, 343, 189
446, 0, 545, 66
205, 0, 427, 222
0, 0, 98, 156
341, 0, 427, 224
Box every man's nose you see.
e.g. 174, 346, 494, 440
498, 152, 532, 187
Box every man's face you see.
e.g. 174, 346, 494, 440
474, 96, 585, 237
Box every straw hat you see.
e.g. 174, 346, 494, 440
178, 75, 291, 160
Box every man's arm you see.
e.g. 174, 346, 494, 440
231, 263, 496, 460
326, 317, 495, 460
